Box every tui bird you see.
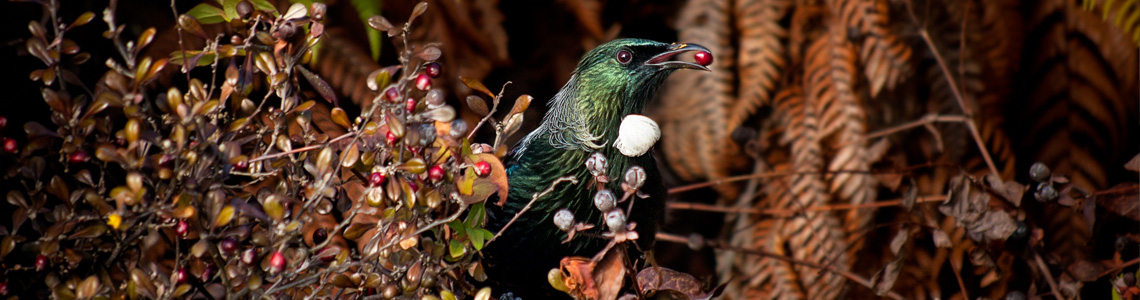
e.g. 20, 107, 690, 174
483, 38, 711, 298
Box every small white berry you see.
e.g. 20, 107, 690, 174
553, 209, 575, 231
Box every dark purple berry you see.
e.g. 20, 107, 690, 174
424, 62, 441, 78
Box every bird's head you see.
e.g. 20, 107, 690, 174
564, 38, 712, 122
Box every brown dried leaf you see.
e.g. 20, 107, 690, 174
330, 107, 350, 129
409, 1, 430, 24
637, 267, 724, 300
137, 27, 156, 50
931, 228, 952, 248
367, 15, 393, 32
591, 245, 627, 300
1126, 153, 1140, 172
296, 65, 337, 106
509, 94, 532, 116
460, 76, 494, 98
466, 95, 489, 116
870, 255, 903, 296
456, 153, 508, 205
984, 174, 1025, 207
1095, 183, 1140, 221
559, 243, 627, 300
130, 268, 157, 299
1068, 259, 1107, 282
889, 227, 909, 255
417, 46, 442, 62
76, 275, 99, 300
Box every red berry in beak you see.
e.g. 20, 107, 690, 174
694, 51, 713, 67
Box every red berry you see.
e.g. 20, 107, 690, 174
269, 251, 286, 273
159, 154, 175, 168
428, 165, 445, 182
406, 97, 417, 114
175, 267, 188, 284
0, 281, 8, 296
0, 116, 7, 130
200, 265, 215, 281
694, 50, 713, 66
175, 219, 189, 237
369, 172, 387, 186
2, 138, 16, 154
414, 73, 432, 90
385, 87, 401, 103
474, 161, 492, 177
233, 159, 248, 171
69, 150, 89, 163
219, 237, 238, 254
385, 131, 399, 145
406, 180, 419, 193
424, 62, 442, 78
241, 248, 257, 265
34, 254, 48, 271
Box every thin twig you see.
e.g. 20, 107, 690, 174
467, 81, 513, 141
249, 132, 356, 163
485, 176, 579, 247
947, 253, 970, 300
1098, 257, 1140, 279
668, 195, 947, 216
902, 0, 1000, 177
1031, 249, 1068, 300
657, 232, 906, 300
863, 114, 969, 140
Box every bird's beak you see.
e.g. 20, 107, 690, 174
645, 43, 712, 71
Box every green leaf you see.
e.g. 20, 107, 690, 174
222, 0, 241, 22
249, 0, 278, 15
186, 3, 226, 24
471, 229, 493, 251
470, 228, 486, 250
169, 50, 224, 67
447, 220, 467, 237
350, 0, 383, 60
461, 138, 473, 157
467, 202, 486, 227
448, 239, 466, 258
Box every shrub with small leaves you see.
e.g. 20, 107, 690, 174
0, 1, 520, 299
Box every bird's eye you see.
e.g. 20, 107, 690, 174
616, 50, 632, 64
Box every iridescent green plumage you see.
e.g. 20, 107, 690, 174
483, 39, 710, 298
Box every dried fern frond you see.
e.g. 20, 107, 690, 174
658, 0, 744, 198
858, 0, 913, 96
1082, 0, 1140, 45
731, 0, 792, 129
1012, 0, 1139, 270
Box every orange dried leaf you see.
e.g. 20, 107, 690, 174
461, 76, 494, 98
